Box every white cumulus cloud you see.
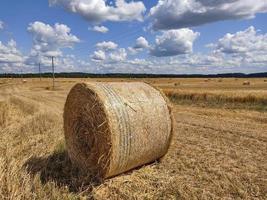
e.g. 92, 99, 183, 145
109, 48, 127, 62
211, 26, 267, 54
134, 36, 149, 49
91, 50, 106, 61
207, 26, 267, 68
128, 36, 149, 54
0, 39, 25, 73
150, 29, 199, 57
150, 0, 267, 30
91, 47, 127, 63
96, 41, 118, 51
27, 21, 80, 58
91, 25, 109, 33
49, 0, 146, 23
0, 39, 24, 64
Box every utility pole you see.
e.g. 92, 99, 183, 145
52, 56, 55, 90
20, 69, 23, 82
39, 62, 42, 81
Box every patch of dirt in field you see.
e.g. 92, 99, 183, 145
0, 80, 266, 199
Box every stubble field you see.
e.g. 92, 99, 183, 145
0, 77, 266, 199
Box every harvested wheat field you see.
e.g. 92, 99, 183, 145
0, 78, 266, 199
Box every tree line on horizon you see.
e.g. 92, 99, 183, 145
0, 72, 267, 79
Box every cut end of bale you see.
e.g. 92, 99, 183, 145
64, 82, 173, 179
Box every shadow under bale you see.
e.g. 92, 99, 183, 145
23, 151, 102, 194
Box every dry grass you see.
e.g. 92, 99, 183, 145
0, 78, 266, 199
164, 89, 267, 111
0, 102, 9, 127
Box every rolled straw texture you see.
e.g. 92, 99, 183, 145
64, 82, 173, 178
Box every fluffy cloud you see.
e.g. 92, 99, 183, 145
91, 52, 265, 74
27, 21, 80, 58
109, 48, 127, 62
0, 21, 4, 30
95, 41, 118, 51
49, 0, 146, 23
109, 27, 267, 73
134, 37, 149, 49
91, 25, 109, 33
150, 0, 267, 30
0, 40, 24, 64
128, 36, 149, 54
150, 29, 199, 57
206, 26, 267, 68
91, 47, 127, 63
91, 50, 106, 61
0, 39, 25, 73
92, 41, 124, 62
211, 26, 267, 54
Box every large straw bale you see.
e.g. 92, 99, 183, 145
64, 82, 173, 179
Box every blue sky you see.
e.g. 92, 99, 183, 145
0, 0, 267, 74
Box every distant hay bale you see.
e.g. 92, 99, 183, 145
64, 82, 173, 179
218, 79, 223, 82
243, 81, 250, 86
174, 82, 180, 86
22, 79, 27, 83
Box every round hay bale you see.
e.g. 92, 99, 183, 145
243, 81, 250, 85
64, 82, 173, 179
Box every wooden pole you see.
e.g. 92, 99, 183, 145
20, 69, 23, 82
39, 62, 42, 81
52, 56, 55, 90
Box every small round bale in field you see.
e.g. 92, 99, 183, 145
64, 82, 173, 179
243, 81, 250, 85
